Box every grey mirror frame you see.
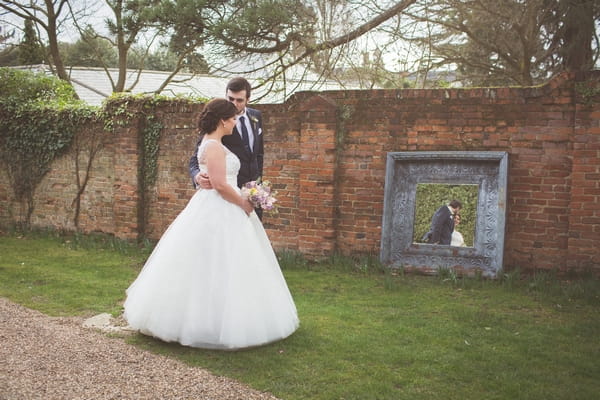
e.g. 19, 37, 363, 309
380, 151, 508, 277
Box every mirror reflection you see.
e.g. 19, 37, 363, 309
413, 183, 478, 247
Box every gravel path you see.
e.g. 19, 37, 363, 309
0, 298, 280, 400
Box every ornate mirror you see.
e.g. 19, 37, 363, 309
380, 151, 508, 277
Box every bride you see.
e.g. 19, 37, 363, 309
123, 98, 299, 350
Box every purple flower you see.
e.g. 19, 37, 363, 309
241, 179, 278, 211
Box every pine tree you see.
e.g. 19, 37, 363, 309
18, 19, 45, 65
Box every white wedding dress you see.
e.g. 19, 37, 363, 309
123, 139, 299, 350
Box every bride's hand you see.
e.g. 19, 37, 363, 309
195, 172, 212, 189
241, 198, 254, 215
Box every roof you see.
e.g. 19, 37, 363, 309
10, 64, 363, 106
11, 65, 233, 106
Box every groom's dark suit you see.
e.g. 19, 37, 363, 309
189, 107, 264, 189
427, 205, 455, 245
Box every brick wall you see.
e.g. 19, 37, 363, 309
0, 71, 598, 273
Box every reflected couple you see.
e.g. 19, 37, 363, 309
421, 199, 462, 245
414, 183, 477, 247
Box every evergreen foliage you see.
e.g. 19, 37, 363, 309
18, 19, 45, 65
63, 26, 118, 68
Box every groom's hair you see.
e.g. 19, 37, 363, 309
226, 77, 252, 99
449, 199, 462, 209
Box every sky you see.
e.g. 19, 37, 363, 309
2, 1, 599, 73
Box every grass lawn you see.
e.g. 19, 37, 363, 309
1, 231, 599, 400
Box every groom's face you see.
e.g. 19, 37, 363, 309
226, 89, 249, 115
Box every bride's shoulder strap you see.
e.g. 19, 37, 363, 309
201, 138, 226, 154
198, 138, 223, 159
199, 138, 219, 150
201, 138, 218, 145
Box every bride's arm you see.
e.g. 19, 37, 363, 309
204, 141, 254, 214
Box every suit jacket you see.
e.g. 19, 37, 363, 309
189, 107, 264, 189
428, 205, 455, 245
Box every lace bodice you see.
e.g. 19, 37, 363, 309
197, 139, 240, 188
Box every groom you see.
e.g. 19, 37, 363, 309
189, 77, 265, 217
423, 199, 462, 245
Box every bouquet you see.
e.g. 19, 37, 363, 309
241, 179, 277, 211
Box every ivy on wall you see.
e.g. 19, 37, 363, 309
0, 68, 98, 227
138, 110, 163, 237
102, 94, 204, 239
332, 103, 354, 252
0, 69, 174, 232
71, 119, 106, 228
575, 81, 600, 106
140, 111, 164, 188
0, 66, 204, 237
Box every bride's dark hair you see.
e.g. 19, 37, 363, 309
197, 98, 238, 134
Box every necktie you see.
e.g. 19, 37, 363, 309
239, 116, 251, 153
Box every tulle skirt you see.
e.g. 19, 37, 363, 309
123, 188, 299, 350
